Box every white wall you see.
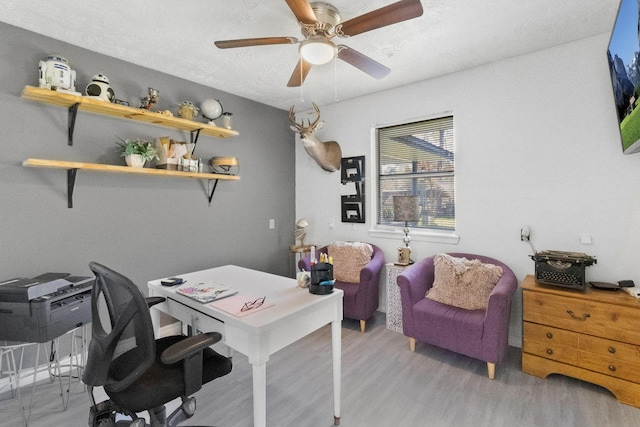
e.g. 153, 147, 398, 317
295, 33, 640, 346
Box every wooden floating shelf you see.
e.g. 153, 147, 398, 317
23, 158, 240, 180
21, 85, 239, 140
23, 158, 240, 208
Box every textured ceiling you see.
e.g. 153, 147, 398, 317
0, 0, 620, 110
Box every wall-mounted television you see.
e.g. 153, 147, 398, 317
608, 0, 640, 154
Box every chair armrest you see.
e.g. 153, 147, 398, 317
359, 247, 386, 284
484, 267, 518, 326
145, 296, 165, 308
298, 254, 311, 272
397, 257, 435, 337
482, 266, 518, 362
397, 257, 435, 306
160, 332, 222, 365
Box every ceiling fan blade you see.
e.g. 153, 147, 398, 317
215, 37, 298, 49
284, 0, 318, 25
287, 58, 313, 87
337, 45, 390, 79
339, 0, 424, 37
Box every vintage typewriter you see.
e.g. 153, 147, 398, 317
530, 250, 597, 290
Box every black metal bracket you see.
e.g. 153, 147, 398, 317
67, 168, 78, 208
68, 103, 80, 146
207, 179, 219, 206
190, 128, 202, 157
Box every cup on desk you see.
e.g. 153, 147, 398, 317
297, 271, 310, 288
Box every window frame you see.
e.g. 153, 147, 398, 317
368, 112, 460, 245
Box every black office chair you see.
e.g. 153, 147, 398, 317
82, 262, 232, 427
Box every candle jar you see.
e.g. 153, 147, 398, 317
222, 112, 233, 129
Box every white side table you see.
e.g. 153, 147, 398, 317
386, 263, 408, 333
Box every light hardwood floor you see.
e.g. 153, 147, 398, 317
2, 312, 640, 427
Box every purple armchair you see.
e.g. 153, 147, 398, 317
299, 244, 385, 332
397, 253, 517, 379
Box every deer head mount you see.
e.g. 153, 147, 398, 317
289, 103, 342, 172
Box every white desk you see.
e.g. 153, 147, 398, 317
147, 265, 343, 427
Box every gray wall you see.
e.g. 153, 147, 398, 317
0, 22, 295, 292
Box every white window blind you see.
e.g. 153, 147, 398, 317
376, 115, 455, 231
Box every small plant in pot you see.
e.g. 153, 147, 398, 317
116, 138, 159, 168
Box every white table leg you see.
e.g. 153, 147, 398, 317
149, 305, 161, 338
332, 319, 341, 425
252, 362, 267, 427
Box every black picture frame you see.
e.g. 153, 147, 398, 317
340, 156, 365, 223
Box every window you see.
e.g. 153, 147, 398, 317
376, 115, 455, 231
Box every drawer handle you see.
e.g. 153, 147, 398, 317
566, 310, 590, 321
608, 347, 616, 354
609, 365, 616, 372
546, 348, 553, 355
546, 332, 553, 339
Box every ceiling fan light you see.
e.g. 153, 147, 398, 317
300, 37, 336, 65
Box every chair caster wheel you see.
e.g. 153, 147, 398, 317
181, 396, 196, 418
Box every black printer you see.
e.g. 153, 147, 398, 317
0, 273, 94, 343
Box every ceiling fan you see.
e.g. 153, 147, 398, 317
214, 0, 424, 87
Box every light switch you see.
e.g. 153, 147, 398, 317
269, 219, 275, 229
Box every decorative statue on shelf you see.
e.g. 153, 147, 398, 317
176, 101, 199, 120
289, 103, 342, 172
294, 218, 309, 246
85, 74, 115, 102
140, 87, 160, 110
38, 54, 79, 94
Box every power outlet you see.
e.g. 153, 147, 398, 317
521, 226, 530, 241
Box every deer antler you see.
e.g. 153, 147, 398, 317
289, 105, 303, 131
309, 102, 321, 129
289, 103, 322, 132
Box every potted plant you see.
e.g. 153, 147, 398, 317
116, 138, 159, 168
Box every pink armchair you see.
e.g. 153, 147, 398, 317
299, 244, 385, 332
397, 253, 517, 379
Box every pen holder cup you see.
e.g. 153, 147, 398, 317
309, 262, 333, 295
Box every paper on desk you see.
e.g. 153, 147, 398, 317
209, 294, 274, 317
175, 282, 238, 303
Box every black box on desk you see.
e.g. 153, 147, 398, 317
309, 262, 334, 295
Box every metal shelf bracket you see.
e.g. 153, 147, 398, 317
207, 179, 220, 206
67, 168, 78, 208
68, 103, 80, 146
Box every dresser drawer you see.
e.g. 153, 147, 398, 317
579, 334, 640, 363
523, 322, 578, 365
523, 291, 640, 344
578, 350, 640, 383
524, 322, 578, 347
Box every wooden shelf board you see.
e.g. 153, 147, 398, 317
23, 158, 240, 181
21, 86, 239, 139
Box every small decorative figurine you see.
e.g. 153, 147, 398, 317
176, 101, 199, 120
140, 87, 160, 110
85, 74, 115, 102
38, 54, 80, 94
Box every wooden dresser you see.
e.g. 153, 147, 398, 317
522, 274, 640, 408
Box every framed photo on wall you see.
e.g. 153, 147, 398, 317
340, 156, 365, 223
